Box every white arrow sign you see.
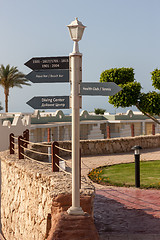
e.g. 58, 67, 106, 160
80, 82, 122, 96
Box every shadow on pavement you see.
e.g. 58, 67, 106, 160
94, 193, 160, 239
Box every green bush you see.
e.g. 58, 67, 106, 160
151, 69, 160, 90
139, 91, 160, 115
109, 81, 142, 108
94, 108, 106, 115
100, 67, 135, 85
100, 67, 160, 120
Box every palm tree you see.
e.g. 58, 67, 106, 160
0, 64, 30, 112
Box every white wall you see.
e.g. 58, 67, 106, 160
0, 115, 31, 151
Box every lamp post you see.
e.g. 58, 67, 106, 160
67, 18, 86, 215
131, 145, 142, 188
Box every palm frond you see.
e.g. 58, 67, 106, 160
0, 64, 31, 112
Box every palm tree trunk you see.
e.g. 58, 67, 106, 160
4, 89, 9, 112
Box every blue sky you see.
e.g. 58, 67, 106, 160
0, 0, 160, 113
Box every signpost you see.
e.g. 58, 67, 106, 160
24, 56, 69, 70
25, 56, 70, 109
25, 18, 122, 217
25, 69, 69, 83
26, 96, 69, 109
80, 82, 122, 96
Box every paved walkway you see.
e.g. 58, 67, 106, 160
80, 148, 160, 240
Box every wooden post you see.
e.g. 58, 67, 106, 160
25, 129, 29, 144
10, 133, 14, 154
51, 142, 59, 172
23, 129, 29, 148
23, 130, 27, 148
18, 136, 24, 159
107, 125, 110, 139
152, 124, 155, 135
131, 124, 134, 137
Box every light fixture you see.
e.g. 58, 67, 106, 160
67, 17, 86, 42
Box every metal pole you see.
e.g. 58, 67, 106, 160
67, 42, 84, 215
131, 145, 142, 188
135, 153, 140, 188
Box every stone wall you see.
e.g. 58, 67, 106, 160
29, 134, 160, 159
1, 134, 160, 239
0, 151, 94, 240
57, 134, 160, 156
79, 134, 160, 155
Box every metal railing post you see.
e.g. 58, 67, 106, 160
51, 142, 59, 172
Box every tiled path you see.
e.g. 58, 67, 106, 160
95, 187, 160, 240
81, 148, 160, 240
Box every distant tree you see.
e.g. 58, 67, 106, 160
0, 64, 30, 112
94, 108, 106, 115
100, 67, 160, 124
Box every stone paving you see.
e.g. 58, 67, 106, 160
80, 148, 160, 240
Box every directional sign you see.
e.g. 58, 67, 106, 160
80, 82, 122, 96
24, 56, 69, 70
27, 96, 69, 109
25, 69, 69, 83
